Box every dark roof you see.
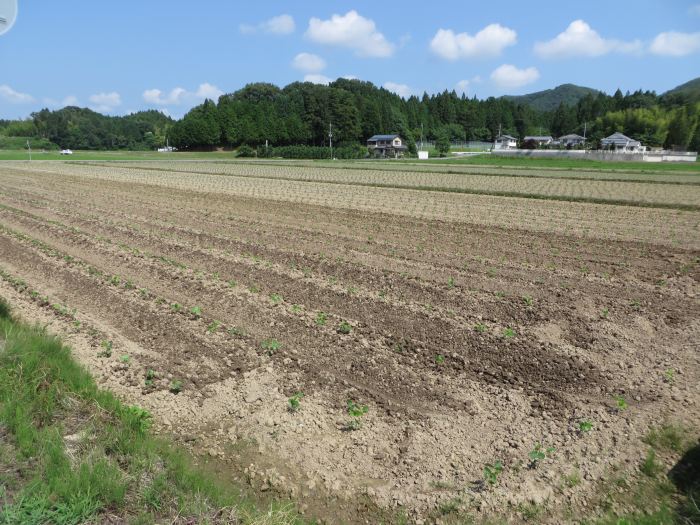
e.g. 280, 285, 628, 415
496, 135, 517, 141
523, 135, 553, 141
601, 132, 641, 145
559, 134, 585, 140
368, 134, 401, 141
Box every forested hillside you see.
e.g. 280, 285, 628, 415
2, 78, 699, 153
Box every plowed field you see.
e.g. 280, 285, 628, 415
0, 160, 698, 523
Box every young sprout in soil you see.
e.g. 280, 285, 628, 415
110, 275, 121, 286
483, 460, 504, 485
119, 355, 130, 364
447, 277, 456, 289
291, 304, 302, 313
248, 284, 261, 293
169, 380, 183, 394
190, 306, 202, 319
288, 392, 304, 413
261, 339, 281, 355
522, 295, 534, 307
664, 369, 675, 384
228, 280, 237, 288
346, 400, 368, 430
435, 354, 446, 365
579, 421, 593, 433
528, 444, 555, 467
228, 326, 244, 337
124, 280, 134, 290
600, 307, 609, 319
270, 293, 283, 305
98, 340, 113, 358
171, 303, 182, 312
315, 312, 328, 326
145, 369, 157, 386
614, 395, 628, 411
337, 321, 352, 335
503, 327, 516, 338
207, 320, 220, 333
475, 323, 487, 333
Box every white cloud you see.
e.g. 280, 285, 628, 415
490, 64, 540, 90
88, 92, 121, 113
534, 20, 642, 59
429, 24, 517, 60
240, 14, 295, 35
143, 83, 223, 106
649, 31, 700, 56
304, 74, 332, 85
306, 10, 395, 58
0, 85, 34, 104
383, 82, 412, 98
42, 95, 79, 108
292, 52, 326, 73
456, 80, 470, 95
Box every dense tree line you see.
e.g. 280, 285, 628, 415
0, 107, 173, 150
169, 79, 700, 152
1, 79, 698, 153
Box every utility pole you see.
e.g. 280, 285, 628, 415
583, 122, 587, 144
328, 122, 333, 160
27, 139, 31, 162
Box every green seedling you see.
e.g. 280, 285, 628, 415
228, 326, 244, 337
248, 284, 260, 293
614, 395, 628, 411
190, 306, 202, 319
98, 340, 113, 358
124, 280, 134, 290
435, 354, 445, 365
169, 380, 183, 394
447, 277, 456, 289
474, 323, 487, 333
288, 392, 304, 413
261, 339, 281, 355
338, 321, 352, 335
207, 320, 220, 333
346, 399, 368, 430
483, 460, 503, 485
110, 275, 121, 286
600, 307, 609, 319
315, 312, 328, 326
119, 355, 130, 364
528, 444, 555, 467
522, 295, 534, 306
171, 303, 182, 312
125, 406, 152, 433
663, 369, 675, 384
503, 327, 516, 338
145, 369, 157, 386
291, 304, 302, 313
270, 293, 283, 305
227, 279, 237, 288
579, 420, 593, 433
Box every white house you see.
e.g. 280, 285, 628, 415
367, 134, 408, 158
523, 135, 554, 147
494, 135, 517, 150
601, 132, 645, 152
558, 134, 586, 148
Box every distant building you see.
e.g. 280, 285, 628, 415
367, 134, 408, 158
558, 134, 586, 148
523, 135, 554, 147
601, 132, 645, 152
494, 135, 517, 150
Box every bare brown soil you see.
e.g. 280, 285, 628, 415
0, 162, 698, 523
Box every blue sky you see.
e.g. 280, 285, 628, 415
1, 0, 699, 119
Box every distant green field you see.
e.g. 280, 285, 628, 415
0, 150, 237, 161
413, 154, 700, 172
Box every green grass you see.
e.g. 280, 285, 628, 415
0, 149, 238, 161
0, 296, 303, 525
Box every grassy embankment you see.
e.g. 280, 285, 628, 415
0, 297, 304, 525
